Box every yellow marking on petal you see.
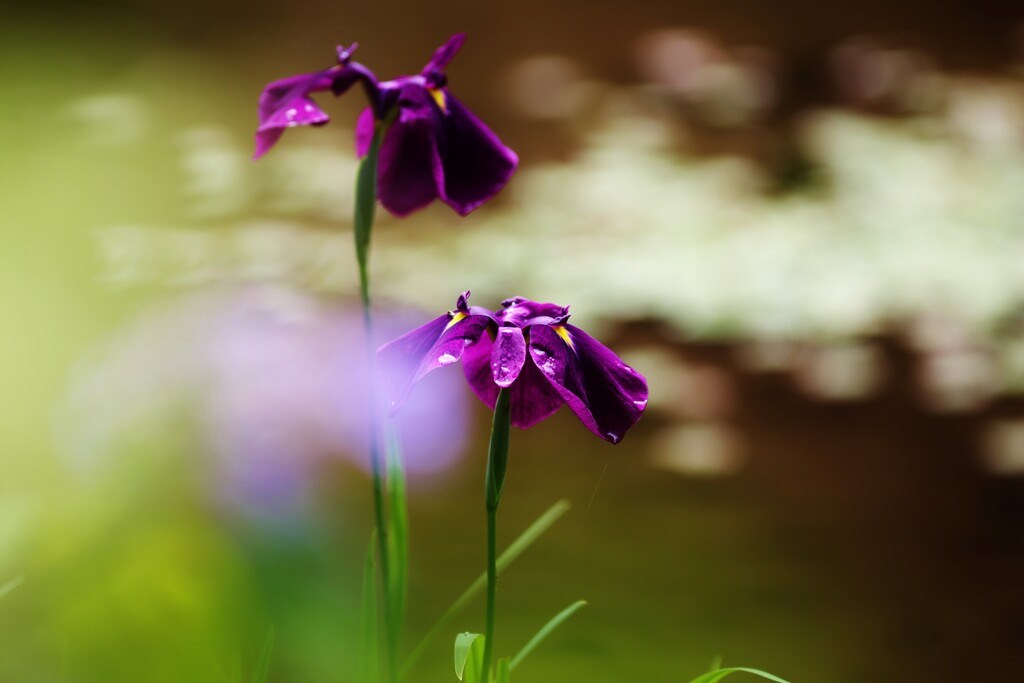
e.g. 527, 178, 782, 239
444, 310, 467, 331
429, 87, 448, 113
553, 325, 575, 350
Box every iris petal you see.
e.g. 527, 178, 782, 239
378, 311, 491, 413
376, 86, 446, 216
422, 33, 467, 75
462, 327, 566, 427
507, 356, 566, 428
254, 66, 375, 160
528, 325, 648, 444
355, 106, 376, 157
462, 332, 499, 409
436, 94, 519, 216
491, 326, 527, 387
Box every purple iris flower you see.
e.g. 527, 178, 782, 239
378, 292, 649, 444
254, 34, 518, 217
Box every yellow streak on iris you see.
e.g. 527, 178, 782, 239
553, 325, 575, 350
429, 87, 448, 113
444, 310, 467, 331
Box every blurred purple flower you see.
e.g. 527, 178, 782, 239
254, 34, 518, 217
57, 286, 471, 519
379, 292, 649, 444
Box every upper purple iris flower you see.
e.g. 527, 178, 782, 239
254, 34, 519, 217
378, 292, 649, 444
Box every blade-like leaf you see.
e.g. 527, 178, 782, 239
496, 657, 511, 683
0, 576, 24, 600
509, 600, 587, 671
400, 500, 571, 679
386, 419, 408, 649
688, 667, 791, 683
360, 532, 380, 683
249, 626, 275, 683
454, 632, 484, 682
353, 125, 382, 295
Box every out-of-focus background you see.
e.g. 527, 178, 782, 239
4, 0, 1024, 681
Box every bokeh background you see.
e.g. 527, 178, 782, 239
4, 0, 1024, 681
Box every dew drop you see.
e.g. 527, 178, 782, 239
605, 431, 621, 444
438, 353, 457, 365
633, 399, 648, 409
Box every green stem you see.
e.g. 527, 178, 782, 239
482, 388, 511, 682
354, 121, 397, 683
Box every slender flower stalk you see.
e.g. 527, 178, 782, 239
352, 118, 400, 683
482, 388, 511, 680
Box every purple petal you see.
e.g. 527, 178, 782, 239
422, 33, 467, 75
378, 310, 491, 413
462, 327, 566, 428
491, 326, 526, 387
254, 71, 334, 159
254, 65, 378, 160
376, 86, 445, 216
507, 355, 567, 428
528, 325, 648, 444
462, 332, 499, 409
355, 106, 375, 157
437, 94, 519, 215
498, 297, 570, 327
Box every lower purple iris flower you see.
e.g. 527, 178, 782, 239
378, 292, 649, 443
254, 34, 518, 217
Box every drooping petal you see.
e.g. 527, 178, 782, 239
254, 65, 378, 159
255, 71, 333, 159
355, 106, 376, 157
461, 331, 499, 409
462, 326, 566, 428
376, 85, 445, 216
436, 94, 519, 215
378, 310, 492, 413
507, 354, 566, 428
491, 326, 526, 387
528, 324, 648, 444
421, 33, 467, 75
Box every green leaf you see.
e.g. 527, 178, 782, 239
249, 626, 274, 683
399, 500, 571, 679
496, 657, 511, 683
509, 600, 587, 671
687, 667, 791, 683
485, 388, 511, 509
386, 419, 408, 650
353, 124, 383, 303
454, 632, 485, 682
360, 532, 380, 683
0, 575, 24, 600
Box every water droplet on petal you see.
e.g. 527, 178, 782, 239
605, 431, 621, 444
438, 353, 457, 365
634, 399, 648, 409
